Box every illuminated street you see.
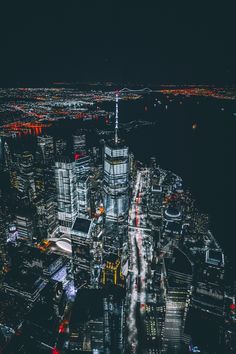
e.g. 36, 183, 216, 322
127, 169, 151, 352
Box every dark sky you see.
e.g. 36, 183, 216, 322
0, 1, 235, 85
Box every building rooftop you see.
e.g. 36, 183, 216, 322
106, 139, 128, 150
0, 291, 29, 330
164, 205, 181, 219
72, 217, 91, 235
3, 270, 46, 297
70, 289, 104, 328
169, 247, 193, 276
206, 249, 224, 267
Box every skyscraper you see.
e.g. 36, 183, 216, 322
73, 132, 86, 155
55, 138, 67, 157
17, 151, 36, 201
103, 92, 129, 222
36, 135, 54, 165
71, 217, 93, 288
73, 133, 91, 217
55, 157, 78, 234
103, 142, 129, 221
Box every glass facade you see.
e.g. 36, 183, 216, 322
55, 158, 78, 234
103, 142, 129, 221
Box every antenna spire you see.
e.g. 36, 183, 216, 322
115, 91, 119, 144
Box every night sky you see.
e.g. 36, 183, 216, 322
0, 2, 235, 86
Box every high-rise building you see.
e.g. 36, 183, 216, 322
54, 138, 67, 157
162, 248, 192, 352
3, 141, 12, 170
36, 195, 58, 239
55, 157, 78, 234
34, 136, 58, 239
36, 135, 54, 165
103, 141, 129, 222
77, 175, 90, 217
4, 141, 18, 189
71, 131, 91, 218
15, 212, 35, 244
70, 217, 93, 288
17, 151, 36, 201
73, 132, 86, 155
103, 92, 129, 222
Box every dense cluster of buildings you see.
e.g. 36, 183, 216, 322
0, 93, 235, 354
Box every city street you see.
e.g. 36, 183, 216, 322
127, 169, 151, 352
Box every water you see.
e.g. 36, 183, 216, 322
117, 95, 236, 267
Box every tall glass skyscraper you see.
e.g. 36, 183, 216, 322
37, 135, 54, 165
55, 157, 78, 234
103, 92, 129, 222
103, 141, 129, 222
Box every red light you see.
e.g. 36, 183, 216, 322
59, 324, 64, 333
58, 319, 68, 334
230, 304, 235, 310
74, 153, 80, 160
52, 348, 61, 354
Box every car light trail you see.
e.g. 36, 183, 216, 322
127, 169, 150, 351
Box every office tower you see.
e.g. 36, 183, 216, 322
73, 132, 86, 155
103, 92, 129, 222
17, 151, 36, 201
103, 141, 129, 222
36, 195, 58, 239
55, 138, 67, 157
3, 141, 12, 170
70, 217, 93, 288
36, 135, 54, 165
101, 254, 123, 286
162, 248, 192, 353
75, 154, 91, 176
35, 135, 56, 196
77, 175, 89, 217
15, 212, 35, 244
74, 153, 91, 216
4, 141, 18, 189
73, 132, 91, 216
55, 157, 78, 234
34, 136, 58, 238
69, 289, 124, 353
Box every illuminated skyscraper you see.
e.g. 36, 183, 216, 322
162, 248, 192, 352
73, 132, 86, 155
55, 138, 67, 157
36, 135, 54, 165
3, 141, 12, 171
15, 212, 35, 244
71, 217, 93, 287
103, 93, 129, 221
35, 136, 56, 196
103, 142, 129, 221
55, 157, 78, 234
17, 151, 36, 201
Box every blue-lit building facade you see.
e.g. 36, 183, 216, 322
103, 141, 129, 222
55, 157, 78, 234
